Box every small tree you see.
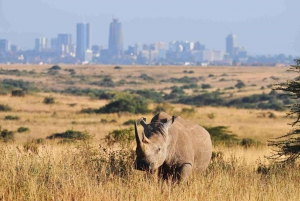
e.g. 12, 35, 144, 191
268, 59, 300, 163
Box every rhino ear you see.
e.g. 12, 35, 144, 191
163, 116, 177, 130
140, 118, 147, 128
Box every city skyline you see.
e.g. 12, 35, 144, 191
0, 0, 300, 55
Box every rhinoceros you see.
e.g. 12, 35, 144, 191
134, 112, 212, 182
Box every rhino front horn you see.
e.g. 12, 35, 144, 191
134, 120, 142, 145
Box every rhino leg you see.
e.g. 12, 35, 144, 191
177, 163, 193, 183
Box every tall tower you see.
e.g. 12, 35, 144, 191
85, 23, 91, 50
57, 34, 72, 54
76, 23, 85, 61
76, 23, 91, 61
108, 18, 123, 56
34, 37, 47, 52
226, 33, 237, 58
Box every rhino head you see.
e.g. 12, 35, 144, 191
134, 116, 176, 172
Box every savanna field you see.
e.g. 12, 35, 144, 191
0, 64, 300, 200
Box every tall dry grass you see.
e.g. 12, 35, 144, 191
0, 142, 299, 201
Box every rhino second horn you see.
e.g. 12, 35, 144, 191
135, 120, 142, 145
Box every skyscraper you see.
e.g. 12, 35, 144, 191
57, 34, 72, 54
76, 23, 91, 61
0, 39, 10, 53
34, 37, 47, 52
85, 23, 91, 50
108, 19, 123, 56
226, 33, 237, 58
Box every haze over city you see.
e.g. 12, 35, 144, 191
1, 0, 300, 55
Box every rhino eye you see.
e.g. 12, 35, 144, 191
156, 148, 161, 154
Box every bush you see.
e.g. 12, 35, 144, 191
0, 126, 14, 142
181, 84, 199, 89
49, 65, 61, 70
132, 89, 164, 103
4, 115, 19, 120
47, 130, 92, 142
201, 84, 212, 89
114, 66, 122, 69
105, 127, 135, 148
11, 89, 26, 97
90, 76, 115, 87
123, 119, 135, 126
139, 74, 155, 82
17, 127, 30, 133
0, 104, 11, 112
83, 95, 150, 114
204, 126, 239, 146
43, 97, 55, 104
235, 81, 246, 89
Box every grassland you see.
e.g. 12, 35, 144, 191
0, 65, 299, 200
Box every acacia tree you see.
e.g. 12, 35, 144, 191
268, 59, 300, 163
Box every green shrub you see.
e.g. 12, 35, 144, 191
43, 97, 55, 104
201, 84, 212, 89
139, 74, 155, 82
105, 127, 135, 148
90, 76, 115, 87
4, 115, 19, 120
114, 66, 122, 69
204, 126, 239, 146
1, 79, 35, 91
83, 95, 150, 114
132, 89, 164, 103
0, 126, 14, 142
0, 104, 11, 112
49, 65, 61, 70
17, 127, 30, 133
123, 119, 135, 126
47, 130, 91, 141
11, 89, 26, 97
181, 84, 199, 89
235, 81, 246, 89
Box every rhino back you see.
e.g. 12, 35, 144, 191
151, 112, 212, 172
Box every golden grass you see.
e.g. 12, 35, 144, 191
0, 144, 299, 201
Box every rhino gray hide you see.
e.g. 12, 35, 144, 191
134, 112, 212, 183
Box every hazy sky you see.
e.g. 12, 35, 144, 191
0, 0, 300, 55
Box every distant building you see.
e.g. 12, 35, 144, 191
76, 23, 91, 61
57, 34, 72, 54
0, 39, 10, 53
108, 19, 123, 56
226, 33, 237, 58
10, 44, 18, 53
34, 37, 47, 52
85, 23, 91, 50
51, 38, 58, 50
193, 41, 205, 50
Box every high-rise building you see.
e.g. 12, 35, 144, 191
57, 34, 72, 54
34, 37, 47, 52
76, 23, 91, 61
0, 39, 10, 53
226, 33, 237, 58
108, 19, 123, 56
10, 44, 18, 53
85, 23, 91, 50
